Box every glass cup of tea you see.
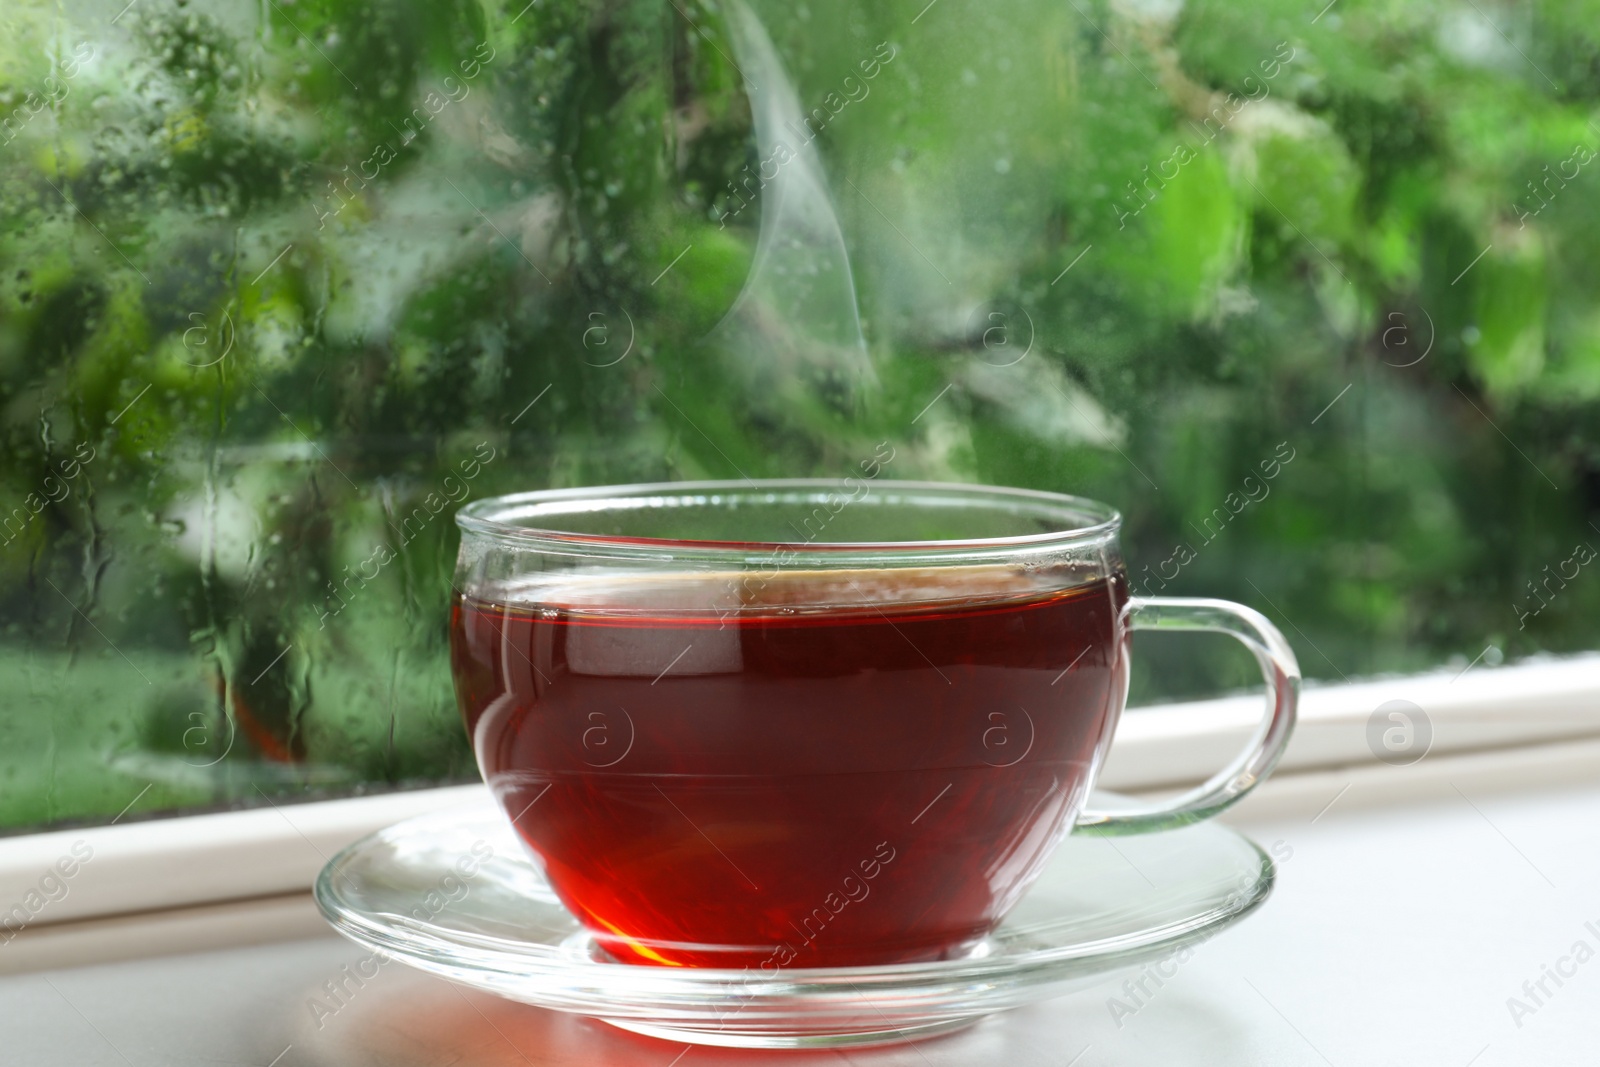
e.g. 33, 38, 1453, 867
450, 479, 1299, 969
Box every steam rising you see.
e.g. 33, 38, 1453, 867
709, 2, 878, 412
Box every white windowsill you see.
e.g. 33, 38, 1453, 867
1098, 652, 1600, 790
2, 653, 1596, 974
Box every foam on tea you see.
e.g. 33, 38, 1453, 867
450, 564, 1128, 968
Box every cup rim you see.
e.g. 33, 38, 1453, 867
455, 479, 1121, 559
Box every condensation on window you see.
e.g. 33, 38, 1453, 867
0, 0, 1595, 831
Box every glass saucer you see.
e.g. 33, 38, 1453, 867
314, 795, 1272, 1049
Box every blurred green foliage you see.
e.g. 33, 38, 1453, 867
0, 0, 1596, 830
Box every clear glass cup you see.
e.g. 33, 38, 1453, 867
450, 479, 1299, 969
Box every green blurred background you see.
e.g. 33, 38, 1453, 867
1, 0, 1596, 831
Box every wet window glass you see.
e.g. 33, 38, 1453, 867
1, 0, 1595, 831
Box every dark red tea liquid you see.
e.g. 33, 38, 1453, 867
450, 568, 1128, 968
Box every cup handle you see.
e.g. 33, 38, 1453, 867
1075, 596, 1301, 835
